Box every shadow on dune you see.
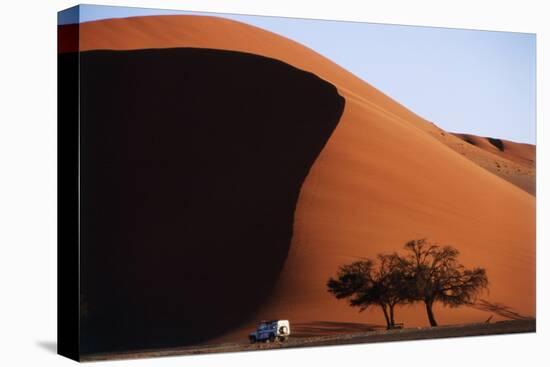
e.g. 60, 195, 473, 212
471, 300, 535, 321
487, 137, 505, 152
62, 47, 345, 354
292, 321, 384, 337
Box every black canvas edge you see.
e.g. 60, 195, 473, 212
57, 4, 81, 362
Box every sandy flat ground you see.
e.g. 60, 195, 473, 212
82, 319, 535, 361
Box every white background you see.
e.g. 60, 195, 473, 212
0, 0, 547, 366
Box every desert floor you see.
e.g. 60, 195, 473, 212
83, 319, 535, 361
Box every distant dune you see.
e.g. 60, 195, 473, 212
61, 15, 535, 347
448, 133, 535, 194
453, 133, 535, 167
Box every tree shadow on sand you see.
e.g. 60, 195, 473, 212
292, 321, 384, 337
471, 299, 535, 321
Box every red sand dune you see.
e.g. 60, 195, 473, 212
446, 132, 535, 195
69, 15, 535, 342
452, 133, 535, 168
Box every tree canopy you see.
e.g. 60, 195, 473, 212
327, 239, 489, 328
400, 239, 489, 326
327, 254, 409, 329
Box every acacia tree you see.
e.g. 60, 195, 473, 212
401, 239, 489, 327
368, 254, 410, 327
327, 255, 409, 329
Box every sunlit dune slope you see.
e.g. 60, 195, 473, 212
65, 15, 535, 340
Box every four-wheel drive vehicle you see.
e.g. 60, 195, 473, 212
249, 320, 290, 343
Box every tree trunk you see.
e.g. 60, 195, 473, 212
389, 304, 395, 329
381, 304, 391, 330
425, 300, 438, 327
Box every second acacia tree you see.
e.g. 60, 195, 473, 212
399, 239, 489, 326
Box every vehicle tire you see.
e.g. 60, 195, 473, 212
269, 333, 276, 343
249, 335, 256, 344
279, 326, 288, 335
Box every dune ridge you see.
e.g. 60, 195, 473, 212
61, 16, 535, 194
63, 15, 535, 344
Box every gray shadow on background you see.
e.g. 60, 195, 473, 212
36, 341, 57, 354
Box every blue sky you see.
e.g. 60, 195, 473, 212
59, 5, 536, 144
